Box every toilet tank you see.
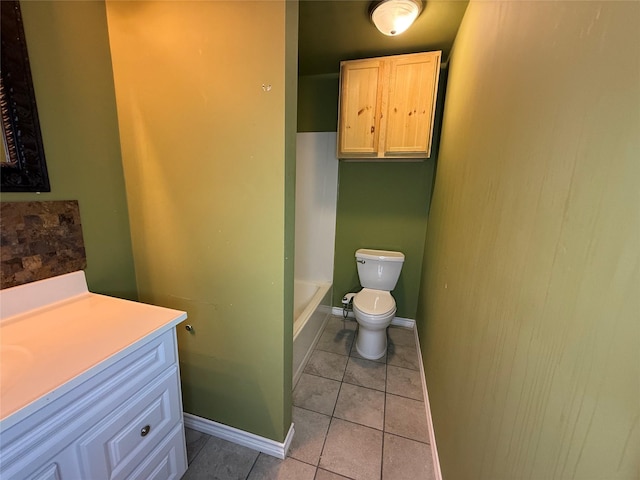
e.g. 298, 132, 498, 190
355, 249, 405, 291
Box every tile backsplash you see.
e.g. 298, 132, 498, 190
1, 201, 86, 289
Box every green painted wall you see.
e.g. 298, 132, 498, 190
297, 74, 339, 132
417, 1, 640, 479
283, 0, 299, 416
0, 1, 137, 300
333, 161, 434, 319
106, 0, 294, 442
297, 67, 443, 320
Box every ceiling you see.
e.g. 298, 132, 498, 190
298, 0, 469, 76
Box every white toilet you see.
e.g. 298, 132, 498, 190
352, 248, 405, 360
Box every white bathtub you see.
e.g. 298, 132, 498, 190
292, 280, 332, 386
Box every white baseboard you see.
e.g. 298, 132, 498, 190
390, 316, 415, 328
414, 327, 443, 480
330, 306, 415, 329
183, 413, 295, 460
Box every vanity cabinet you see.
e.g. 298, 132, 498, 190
337, 51, 441, 160
0, 330, 187, 480
0, 271, 188, 480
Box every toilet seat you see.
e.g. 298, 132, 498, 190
353, 288, 396, 359
353, 288, 395, 316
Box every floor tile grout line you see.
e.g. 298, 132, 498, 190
243, 451, 261, 480
386, 390, 426, 403
338, 378, 387, 395
380, 373, 388, 480
185, 441, 198, 467
315, 467, 357, 480
315, 320, 349, 476
384, 430, 432, 446
316, 413, 335, 473
341, 379, 385, 393
387, 363, 420, 373
313, 346, 351, 357
287, 452, 324, 469
325, 415, 385, 433
187, 433, 213, 468
298, 371, 343, 383
330, 377, 345, 419
292, 404, 333, 418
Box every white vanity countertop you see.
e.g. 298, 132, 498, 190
0, 271, 187, 429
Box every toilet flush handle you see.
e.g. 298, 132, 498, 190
357, 259, 366, 264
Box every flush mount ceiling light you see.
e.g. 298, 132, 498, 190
370, 0, 422, 36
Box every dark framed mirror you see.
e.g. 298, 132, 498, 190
1, 0, 50, 192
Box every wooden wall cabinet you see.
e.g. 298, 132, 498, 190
337, 51, 441, 160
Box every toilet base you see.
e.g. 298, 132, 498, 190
355, 327, 388, 360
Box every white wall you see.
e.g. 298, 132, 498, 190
294, 132, 339, 284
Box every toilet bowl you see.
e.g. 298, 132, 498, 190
350, 249, 405, 360
353, 288, 396, 359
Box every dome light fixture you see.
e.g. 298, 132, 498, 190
370, 0, 423, 36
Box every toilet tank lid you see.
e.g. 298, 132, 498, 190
355, 249, 404, 262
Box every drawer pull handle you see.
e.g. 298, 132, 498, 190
140, 425, 151, 437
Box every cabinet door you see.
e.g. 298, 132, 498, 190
76, 367, 184, 480
337, 59, 384, 155
384, 52, 441, 156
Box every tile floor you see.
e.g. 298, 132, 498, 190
183, 315, 436, 480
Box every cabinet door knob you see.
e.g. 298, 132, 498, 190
140, 425, 151, 437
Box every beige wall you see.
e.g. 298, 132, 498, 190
106, 0, 295, 441
417, 1, 639, 479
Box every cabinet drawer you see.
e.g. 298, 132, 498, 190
0, 331, 178, 479
127, 423, 187, 480
77, 367, 183, 480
